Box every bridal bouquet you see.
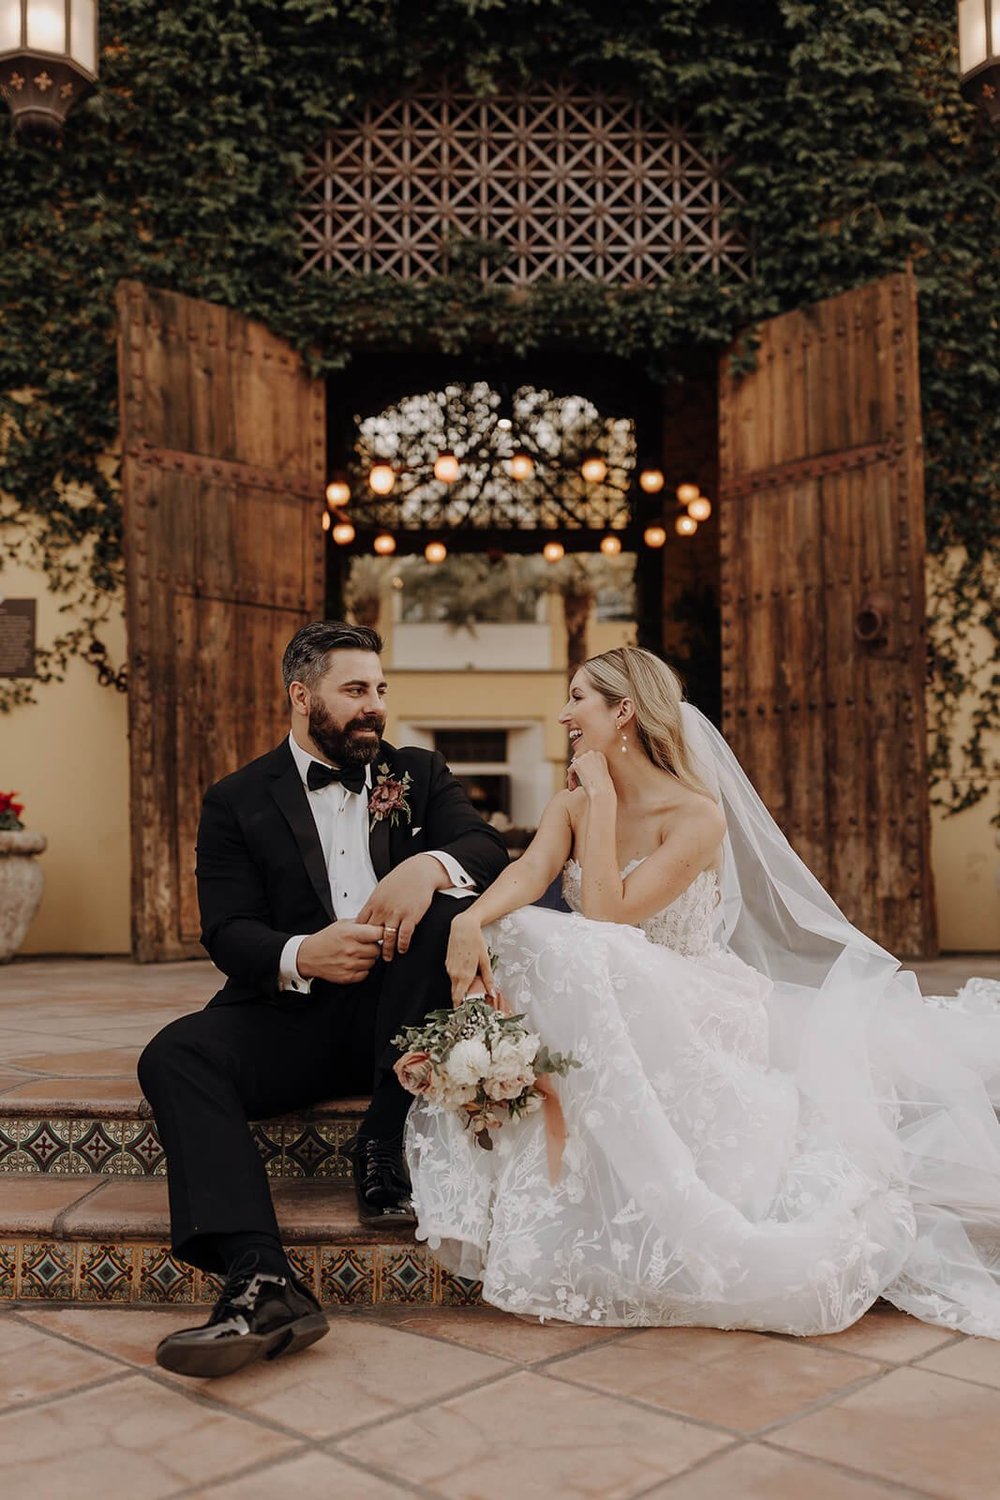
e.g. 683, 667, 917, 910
393, 996, 577, 1151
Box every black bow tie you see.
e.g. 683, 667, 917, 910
306, 760, 367, 795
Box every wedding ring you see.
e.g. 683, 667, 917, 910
384, 925, 398, 933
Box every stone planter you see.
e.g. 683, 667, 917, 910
0, 830, 47, 961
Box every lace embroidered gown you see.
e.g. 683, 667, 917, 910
406, 859, 1000, 1335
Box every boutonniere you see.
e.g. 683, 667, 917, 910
369, 764, 413, 829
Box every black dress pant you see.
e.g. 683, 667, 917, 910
138, 892, 471, 1271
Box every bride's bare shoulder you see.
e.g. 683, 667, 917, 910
661, 784, 726, 843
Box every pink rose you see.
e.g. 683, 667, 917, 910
394, 1051, 435, 1096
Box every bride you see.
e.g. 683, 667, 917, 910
405, 646, 1000, 1337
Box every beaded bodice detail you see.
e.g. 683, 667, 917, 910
562, 858, 721, 958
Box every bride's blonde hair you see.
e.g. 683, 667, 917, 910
581, 647, 711, 798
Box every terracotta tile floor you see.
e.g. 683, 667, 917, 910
0, 954, 998, 1499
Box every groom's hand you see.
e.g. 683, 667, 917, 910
296, 921, 384, 985
357, 854, 449, 961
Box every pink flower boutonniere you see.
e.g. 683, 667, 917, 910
369, 764, 413, 829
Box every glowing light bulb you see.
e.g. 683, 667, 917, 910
509, 450, 534, 481
325, 477, 351, 507
543, 541, 565, 563
332, 520, 356, 545
676, 482, 700, 506
675, 514, 698, 537
424, 540, 447, 564
599, 534, 623, 556
321, 512, 331, 532
639, 468, 665, 494
369, 463, 396, 495
373, 533, 397, 555
580, 454, 608, 484
643, 525, 667, 549
497, 417, 512, 431
687, 495, 712, 521
433, 452, 460, 484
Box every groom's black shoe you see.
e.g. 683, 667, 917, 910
342, 1132, 417, 1228
155, 1257, 329, 1379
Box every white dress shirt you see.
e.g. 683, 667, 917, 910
279, 733, 475, 993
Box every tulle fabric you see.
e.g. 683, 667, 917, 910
407, 867, 1000, 1335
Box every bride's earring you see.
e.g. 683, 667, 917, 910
619, 726, 628, 754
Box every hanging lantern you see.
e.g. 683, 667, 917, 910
0, 0, 99, 136
687, 495, 712, 522
369, 462, 396, 495
542, 540, 565, 563
957, 0, 1000, 122
424, 540, 447, 564
332, 519, 356, 545
638, 468, 665, 495
643, 524, 667, 549
373, 533, 396, 556
433, 452, 460, 484
580, 452, 608, 485
675, 514, 698, 537
676, 482, 700, 506
325, 474, 351, 508
599, 534, 623, 556
509, 450, 534, 481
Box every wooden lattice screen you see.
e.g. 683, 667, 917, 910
298, 81, 752, 285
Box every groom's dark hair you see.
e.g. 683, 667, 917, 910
281, 620, 383, 695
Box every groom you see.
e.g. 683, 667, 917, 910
139, 621, 508, 1378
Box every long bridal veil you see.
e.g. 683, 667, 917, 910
681, 701, 1000, 1333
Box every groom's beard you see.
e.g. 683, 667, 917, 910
308, 701, 385, 766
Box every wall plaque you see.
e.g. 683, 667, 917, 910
0, 598, 37, 678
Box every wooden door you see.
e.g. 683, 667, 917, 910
718, 270, 936, 957
117, 282, 326, 960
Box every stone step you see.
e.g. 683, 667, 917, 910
0, 1085, 368, 1180
0, 1174, 480, 1310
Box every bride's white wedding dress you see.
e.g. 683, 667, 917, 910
407, 720, 1000, 1335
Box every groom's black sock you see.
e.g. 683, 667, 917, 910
214, 1230, 291, 1282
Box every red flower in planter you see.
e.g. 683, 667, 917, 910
0, 792, 25, 831
368, 765, 413, 829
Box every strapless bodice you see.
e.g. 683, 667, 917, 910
561, 858, 722, 959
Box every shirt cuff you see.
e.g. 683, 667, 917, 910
426, 850, 477, 899
279, 934, 312, 993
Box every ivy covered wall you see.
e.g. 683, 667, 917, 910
0, 0, 997, 813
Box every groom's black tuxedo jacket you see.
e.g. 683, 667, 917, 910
196, 738, 509, 1007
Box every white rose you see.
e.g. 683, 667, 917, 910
445, 1037, 492, 1087
484, 1069, 534, 1101
491, 1035, 539, 1083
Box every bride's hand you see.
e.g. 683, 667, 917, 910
568, 749, 615, 799
446, 913, 495, 1006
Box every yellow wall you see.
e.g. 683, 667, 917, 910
1, 552, 131, 955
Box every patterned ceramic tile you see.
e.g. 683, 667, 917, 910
378, 1247, 436, 1305
119, 1120, 166, 1176
441, 1270, 484, 1307
320, 1246, 375, 1306
194, 1267, 224, 1305
286, 1245, 319, 1296
0, 1119, 20, 1172
252, 1123, 285, 1177
138, 1247, 196, 1304
0, 1242, 16, 1298
78, 1243, 134, 1302
72, 1119, 124, 1173
18, 1239, 75, 1299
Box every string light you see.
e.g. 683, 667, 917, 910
643, 525, 667, 548
332, 520, 356, 545
321, 512, 331, 532
599, 534, 623, 556
543, 541, 565, 563
433, 452, 460, 484
676, 482, 700, 505
369, 463, 396, 495
325, 475, 351, 507
639, 468, 665, 494
687, 495, 712, 522
509, 450, 534, 481
580, 453, 608, 484
373, 533, 396, 555
424, 540, 448, 563
675, 514, 698, 537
